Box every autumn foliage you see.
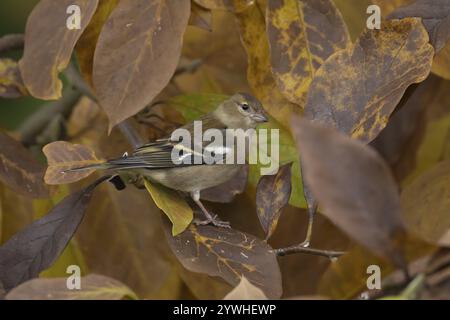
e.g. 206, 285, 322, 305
0, 0, 450, 300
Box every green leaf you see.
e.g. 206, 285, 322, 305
144, 179, 193, 236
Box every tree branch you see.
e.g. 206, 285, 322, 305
0, 34, 24, 54
274, 245, 346, 259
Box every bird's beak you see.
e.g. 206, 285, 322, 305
252, 112, 269, 123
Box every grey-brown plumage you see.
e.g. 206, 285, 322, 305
73, 93, 268, 227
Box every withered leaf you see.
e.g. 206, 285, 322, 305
19, 0, 99, 100
189, 1, 213, 32
292, 118, 406, 268
256, 163, 292, 240
266, 0, 350, 106
144, 179, 193, 236
223, 276, 268, 300
0, 177, 107, 291
93, 0, 191, 130
75, 181, 182, 299
163, 221, 282, 299
201, 165, 248, 203
374, 0, 450, 80
76, 0, 119, 86
235, 1, 299, 128
0, 131, 48, 198
5, 274, 137, 300
304, 18, 434, 143
401, 160, 450, 244
389, 0, 450, 52
0, 59, 27, 98
43, 141, 104, 185
194, 0, 253, 12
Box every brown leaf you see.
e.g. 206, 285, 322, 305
43, 141, 104, 185
201, 165, 248, 203
93, 0, 191, 130
256, 163, 292, 240
194, 0, 253, 12
401, 160, 450, 244
318, 238, 433, 299
374, 0, 450, 80
235, 1, 299, 129
189, 1, 213, 32
292, 118, 406, 268
223, 276, 268, 299
304, 18, 434, 143
74, 179, 182, 299
0, 131, 48, 198
266, 0, 350, 106
389, 0, 450, 52
75, 0, 119, 86
19, 0, 99, 100
0, 177, 107, 291
5, 274, 137, 300
0, 58, 27, 98
163, 221, 282, 299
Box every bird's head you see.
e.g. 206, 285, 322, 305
215, 93, 269, 129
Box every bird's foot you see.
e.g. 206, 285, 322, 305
194, 214, 231, 228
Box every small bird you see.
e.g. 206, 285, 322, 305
71, 93, 268, 227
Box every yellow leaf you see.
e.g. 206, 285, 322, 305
144, 179, 193, 236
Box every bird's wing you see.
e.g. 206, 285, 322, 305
108, 115, 230, 170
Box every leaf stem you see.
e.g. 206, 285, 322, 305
274, 245, 346, 259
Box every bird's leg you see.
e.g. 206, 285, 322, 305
299, 202, 318, 247
191, 190, 231, 228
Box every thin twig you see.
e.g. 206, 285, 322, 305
274, 245, 346, 259
18, 86, 81, 145
0, 34, 24, 54
174, 59, 203, 76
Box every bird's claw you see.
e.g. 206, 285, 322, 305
194, 214, 231, 228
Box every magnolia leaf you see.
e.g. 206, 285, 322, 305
0, 58, 27, 98
194, 0, 253, 12
43, 141, 104, 185
19, 0, 98, 100
167, 93, 306, 208
144, 179, 193, 236
266, 0, 350, 106
189, 2, 213, 32
163, 221, 282, 299
305, 18, 434, 143
292, 118, 406, 268
223, 276, 268, 300
0, 177, 107, 291
389, 0, 450, 52
235, 1, 299, 129
401, 160, 450, 244
74, 179, 182, 299
5, 274, 137, 300
75, 0, 119, 86
93, 0, 191, 130
256, 163, 292, 240
374, 0, 450, 79
0, 131, 48, 198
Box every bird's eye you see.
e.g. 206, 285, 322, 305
240, 102, 249, 111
